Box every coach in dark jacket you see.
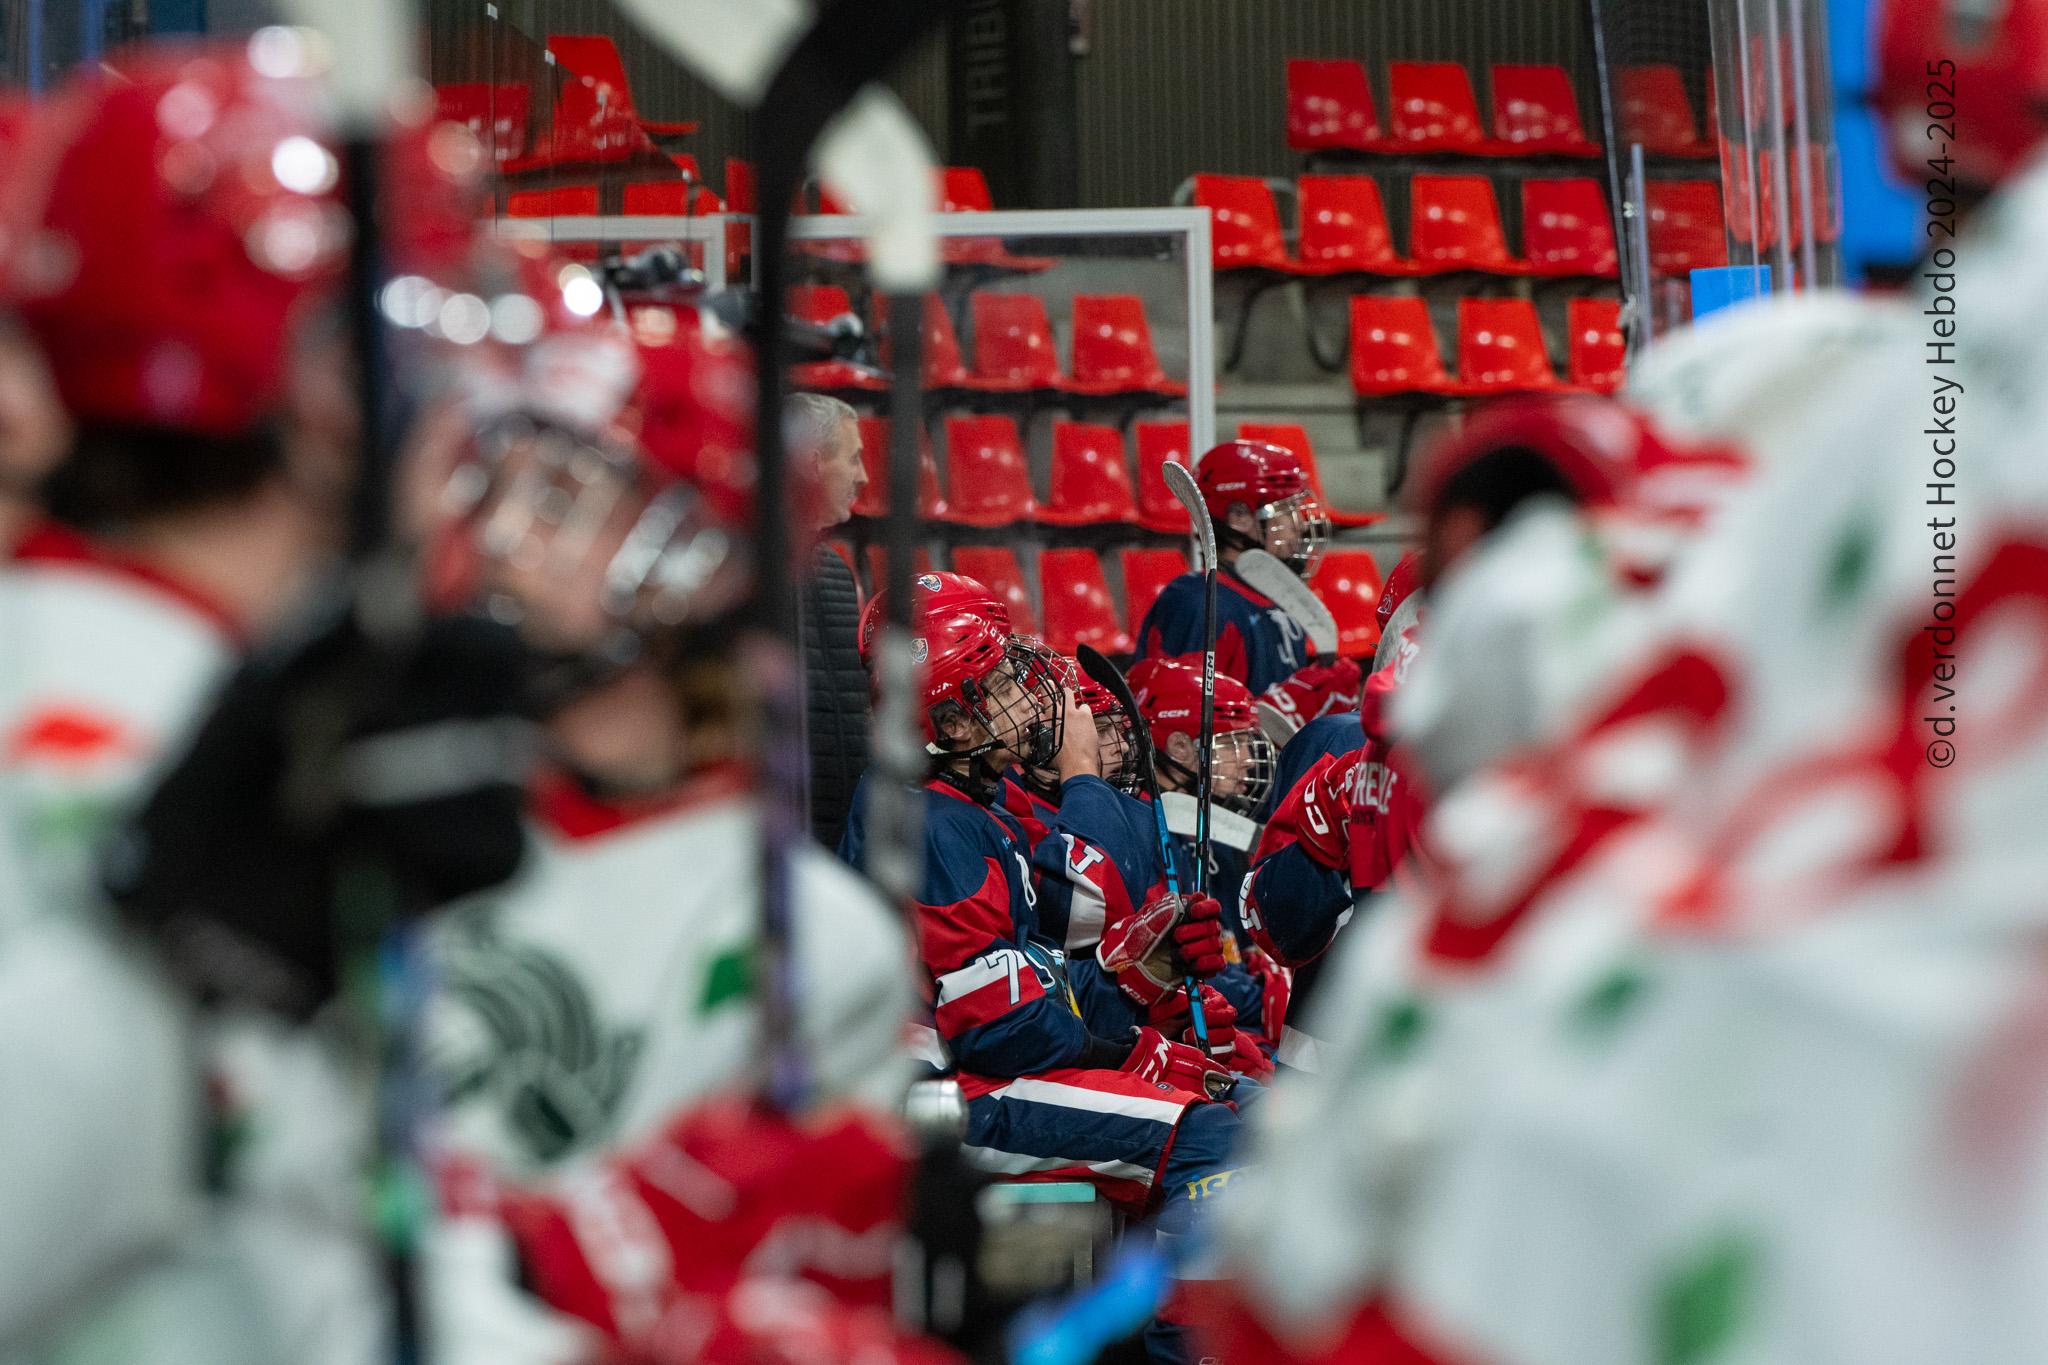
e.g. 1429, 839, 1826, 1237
789, 393, 869, 849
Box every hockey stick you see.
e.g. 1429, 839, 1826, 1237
1075, 644, 1212, 1057
1161, 462, 1218, 898
1233, 548, 1338, 660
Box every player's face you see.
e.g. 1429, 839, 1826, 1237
1260, 493, 1331, 576
1095, 712, 1133, 788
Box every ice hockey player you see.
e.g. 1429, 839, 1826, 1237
1135, 439, 1362, 731
0, 37, 371, 1361
415, 307, 928, 1364
890, 589, 1257, 1363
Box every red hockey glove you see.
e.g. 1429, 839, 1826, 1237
1145, 983, 1234, 1058
1243, 944, 1293, 1048
1261, 656, 1365, 731
1293, 750, 1363, 870
1172, 893, 1228, 979
1101, 891, 1184, 1011
1122, 1025, 1235, 1102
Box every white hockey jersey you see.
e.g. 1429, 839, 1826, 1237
425, 767, 916, 1178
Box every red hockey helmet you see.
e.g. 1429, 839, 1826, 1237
1376, 550, 1422, 633
6, 35, 347, 436
1195, 439, 1331, 575
1126, 657, 1275, 813
1875, 0, 2048, 187
858, 570, 1010, 667
909, 606, 1065, 767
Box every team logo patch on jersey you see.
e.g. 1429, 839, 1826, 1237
428, 916, 646, 1165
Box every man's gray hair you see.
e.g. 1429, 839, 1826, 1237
783, 391, 859, 459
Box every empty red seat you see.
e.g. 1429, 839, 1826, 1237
1040, 422, 1140, 525
1617, 64, 1712, 158
878, 295, 978, 390
1121, 547, 1191, 627
725, 157, 755, 210
1385, 61, 1504, 155
942, 415, 1039, 525
1067, 296, 1186, 397
1408, 175, 1531, 275
1193, 174, 1294, 272
546, 35, 698, 139
788, 285, 885, 392
861, 545, 935, 597
1488, 64, 1599, 157
1566, 297, 1626, 394
934, 166, 1053, 272
506, 185, 599, 217
1309, 550, 1386, 658
1134, 421, 1195, 533
940, 166, 996, 212
950, 546, 1038, 635
435, 83, 530, 164
1645, 180, 1728, 274
1236, 422, 1379, 528
1456, 298, 1570, 395
852, 417, 949, 519
1295, 175, 1422, 276
1349, 296, 1463, 397
1286, 59, 1388, 153
1040, 549, 1133, 656
1521, 177, 1619, 278
620, 180, 724, 215
969, 293, 1065, 392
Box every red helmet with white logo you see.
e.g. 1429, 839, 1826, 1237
1377, 550, 1421, 633
902, 604, 1065, 768
1125, 657, 1275, 813
1875, 0, 2048, 188
6, 35, 346, 436
1195, 439, 1331, 575
858, 570, 1010, 667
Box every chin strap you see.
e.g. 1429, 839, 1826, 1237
930, 753, 1007, 807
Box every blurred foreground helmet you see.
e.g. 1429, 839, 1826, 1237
1875, 0, 2048, 188
5, 33, 347, 436
1195, 439, 1331, 575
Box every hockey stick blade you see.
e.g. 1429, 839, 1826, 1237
1162, 461, 1215, 574
1235, 548, 1338, 659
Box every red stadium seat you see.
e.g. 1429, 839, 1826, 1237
1286, 59, 1388, 153
1349, 296, 1463, 397
1520, 178, 1619, 278
1645, 180, 1729, 274
789, 285, 885, 392
1616, 64, 1713, 158
942, 415, 1039, 525
969, 293, 1066, 392
435, 83, 530, 164
1121, 547, 1190, 627
1385, 61, 1504, 155
546, 35, 698, 139
1040, 422, 1140, 526
725, 158, 755, 210
1066, 296, 1186, 397
620, 179, 723, 215
1488, 64, 1599, 157
1309, 550, 1386, 658
877, 295, 979, 390
1409, 175, 1531, 275
940, 166, 996, 211
1193, 174, 1295, 272
950, 546, 1038, 634
1456, 298, 1570, 395
1566, 297, 1626, 394
507, 185, 599, 217
852, 417, 949, 519
861, 545, 935, 598
1237, 422, 1379, 528
1134, 420, 1195, 533
1040, 549, 1133, 656
1295, 175, 1422, 276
